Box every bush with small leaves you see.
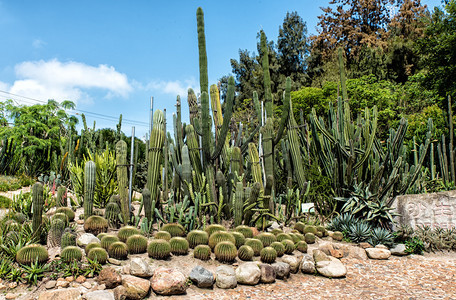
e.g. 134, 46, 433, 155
101, 235, 119, 250
234, 225, 253, 238
294, 222, 306, 233
255, 232, 276, 247
126, 234, 148, 254
214, 241, 237, 263
55, 207, 75, 222
296, 241, 308, 253
154, 231, 171, 241
169, 237, 189, 255
208, 231, 235, 250
147, 239, 171, 259
87, 247, 108, 264
84, 216, 108, 236
231, 231, 246, 248
85, 242, 101, 254
282, 239, 295, 254
237, 245, 254, 261
205, 224, 226, 237
118, 226, 141, 242
161, 223, 186, 237
16, 244, 49, 265
260, 246, 277, 264
193, 244, 211, 261
270, 241, 285, 257
61, 246, 83, 262
187, 230, 209, 248
108, 242, 128, 260
245, 238, 263, 256
305, 233, 316, 244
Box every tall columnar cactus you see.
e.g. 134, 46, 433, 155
181, 145, 192, 198
260, 30, 273, 120
32, 182, 44, 237
147, 110, 165, 214
338, 47, 348, 101
56, 186, 67, 207
142, 188, 152, 222
185, 125, 203, 187
234, 182, 244, 227
116, 140, 129, 225
248, 143, 264, 190
84, 161, 96, 219
287, 96, 307, 190
197, 7, 208, 96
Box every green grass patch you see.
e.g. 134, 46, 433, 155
0, 195, 11, 208
0, 175, 34, 192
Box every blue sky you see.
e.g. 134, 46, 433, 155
0, 0, 443, 139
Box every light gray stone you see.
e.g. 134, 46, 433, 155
130, 258, 153, 278
189, 266, 214, 288
316, 257, 347, 278
45, 280, 56, 289
84, 290, 114, 300
281, 255, 300, 273
390, 244, 408, 256
366, 248, 391, 260
259, 264, 276, 283
150, 267, 187, 296
271, 262, 290, 279
77, 233, 100, 248
301, 254, 316, 274
38, 288, 82, 300
121, 275, 150, 299
215, 265, 236, 289
375, 244, 389, 250
236, 262, 261, 285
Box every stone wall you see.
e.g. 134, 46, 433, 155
391, 190, 456, 229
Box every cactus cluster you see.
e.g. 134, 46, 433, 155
260, 246, 277, 264
169, 237, 189, 255
270, 241, 285, 257
85, 242, 101, 254
282, 239, 295, 254
256, 232, 276, 247
84, 216, 108, 235
108, 242, 128, 260
162, 223, 186, 237
87, 247, 108, 264
205, 224, 225, 237
154, 231, 172, 241
118, 226, 141, 242
231, 231, 246, 248
101, 235, 120, 250
245, 238, 263, 256
61, 230, 77, 249
55, 207, 75, 222
208, 231, 235, 250
84, 161, 96, 219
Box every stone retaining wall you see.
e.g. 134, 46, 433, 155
392, 190, 456, 229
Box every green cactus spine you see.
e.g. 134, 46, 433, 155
235, 225, 254, 239
304, 233, 316, 244
197, 7, 208, 95
214, 241, 237, 263
142, 188, 152, 224
256, 232, 276, 247
148, 239, 171, 259
48, 218, 65, 248
61, 231, 77, 249
216, 170, 230, 218
260, 246, 277, 264
208, 231, 235, 250
101, 235, 120, 250
87, 247, 108, 264
193, 244, 211, 260
84, 216, 108, 236
126, 234, 148, 254
55, 207, 75, 222
116, 140, 129, 225
230, 231, 246, 248
16, 244, 49, 265
32, 182, 44, 237
270, 241, 285, 257
108, 242, 128, 260
243, 182, 261, 226
85, 242, 101, 254
118, 226, 141, 242
169, 237, 189, 255
238, 245, 254, 261
161, 223, 186, 237
187, 230, 209, 248
282, 239, 295, 254
105, 202, 121, 228
56, 186, 67, 207
61, 246, 83, 262
287, 95, 306, 190
296, 241, 308, 253
84, 161, 96, 219
276, 233, 292, 242
245, 238, 263, 256
204, 224, 225, 237
154, 231, 171, 241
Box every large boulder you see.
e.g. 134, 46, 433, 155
390, 244, 407, 256
84, 290, 115, 300
215, 265, 237, 289
235, 262, 261, 285
189, 266, 214, 288
313, 249, 331, 263
316, 257, 347, 278
121, 275, 150, 300
38, 288, 82, 300
281, 255, 300, 273
366, 248, 391, 260
77, 233, 99, 248
259, 264, 276, 283
130, 258, 154, 278
271, 262, 290, 279
150, 267, 187, 295
97, 267, 122, 289
301, 254, 316, 274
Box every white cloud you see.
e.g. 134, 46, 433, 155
144, 78, 199, 98
4, 59, 132, 105
32, 39, 46, 49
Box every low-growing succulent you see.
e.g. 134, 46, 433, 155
61, 246, 83, 262
304, 225, 318, 235
85, 242, 102, 254
237, 245, 254, 261
270, 241, 285, 257
316, 225, 327, 237
161, 223, 186, 237
276, 233, 293, 242
53, 212, 69, 226
296, 241, 308, 253
101, 235, 120, 250
368, 227, 394, 247
193, 244, 211, 260
97, 233, 108, 240
349, 222, 371, 243
245, 238, 263, 256
214, 241, 237, 263
187, 230, 209, 248
234, 225, 254, 238
126, 234, 148, 254
84, 216, 108, 236
281, 239, 295, 254
255, 232, 276, 247
205, 224, 226, 237
270, 228, 283, 236
108, 242, 128, 260
231, 231, 246, 248
16, 244, 49, 265
294, 222, 306, 233
289, 233, 301, 244
260, 246, 277, 263
147, 239, 171, 259
332, 231, 344, 241
169, 237, 189, 255
208, 231, 235, 250
87, 247, 108, 264
154, 231, 172, 241
118, 226, 141, 242
305, 233, 316, 244
61, 231, 77, 249
328, 213, 354, 233
55, 207, 75, 222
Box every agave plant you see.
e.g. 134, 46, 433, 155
368, 227, 394, 247
348, 221, 371, 243
327, 213, 355, 234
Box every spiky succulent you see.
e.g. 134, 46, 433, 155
193, 244, 211, 261
255, 232, 276, 247
270, 241, 285, 257
148, 239, 171, 259
84, 216, 108, 236
205, 224, 226, 237
276, 233, 292, 242
289, 233, 301, 244
101, 235, 119, 250
316, 225, 327, 237
214, 241, 237, 263
296, 241, 308, 253
208, 231, 235, 250
61, 231, 77, 249
154, 231, 172, 241
395, 224, 414, 243
368, 227, 394, 247
332, 231, 344, 241
108, 242, 128, 260
12, 212, 26, 224
237, 245, 254, 261
304, 225, 318, 235
230, 231, 246, 248
61, 246, 83, 262
161, 223, 186, 237
281, 239, 295, 254
104, 202, 121, 227
270, 228, 283, 236
48, 218, 65, 247
118, 226, 141, 242
245, 238, 263, 256
260, 246, 277, 264
187, 230, 209, 248
328, 213, 354, 233
169, 237, 189, 255
87, 247, 108, 264
126, 234, 148, 254
294, 222, 306, 233
85, 242, 101, 254
304, 233, 316, 244
52, 212, 69, 226
16, 244, 49, 265
348, 222, 371, 243
97, 233, 108, 240
234, 225, 254, 238
55, 207, 75, 222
